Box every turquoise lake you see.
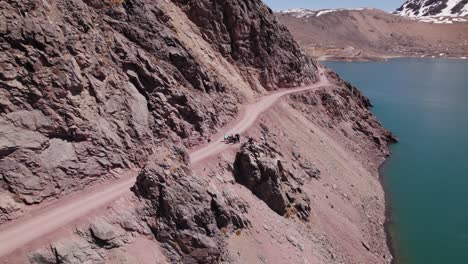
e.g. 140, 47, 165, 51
324, 59, 468, 264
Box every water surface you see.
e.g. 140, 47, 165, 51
324, 59, 468, 264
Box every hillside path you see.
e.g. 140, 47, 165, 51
0, 67, 329, 258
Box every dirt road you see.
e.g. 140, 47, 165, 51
0, 68, 329, 259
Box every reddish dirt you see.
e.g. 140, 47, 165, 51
0, 68, 329, 260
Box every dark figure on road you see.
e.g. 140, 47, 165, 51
225, 134, 241, 144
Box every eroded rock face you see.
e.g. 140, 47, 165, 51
133, 144, 249, 263
29, 218, 130, 264
0, 0, 318, 215
233, 139, 313, 220
172, 0, 318, 90
0, 193, 23, 222
29, 237, 105, 264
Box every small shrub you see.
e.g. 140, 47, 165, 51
284, 206, 297, 219
220, 227, 231, 237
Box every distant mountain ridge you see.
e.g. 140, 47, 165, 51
278, 8, 372, 19
276, 8, 468, 61
395, 0, 468, 17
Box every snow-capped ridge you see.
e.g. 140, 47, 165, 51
395, 0, 468, 18
278, 8, 372, 19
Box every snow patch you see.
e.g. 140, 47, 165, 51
395, 0, 468, 23
278, 8, 371, 19
405, 15, 466, 24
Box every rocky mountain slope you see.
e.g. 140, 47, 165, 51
395, 0, 468, 18
0, 0, 317, 209
277, 8, 468, 61
1, 0, 396, 263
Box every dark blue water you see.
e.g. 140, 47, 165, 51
324, 59, 468, 264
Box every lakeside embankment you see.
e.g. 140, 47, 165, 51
325, 58, 468, 264
319, 55, 468, 62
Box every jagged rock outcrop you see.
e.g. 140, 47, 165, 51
290, 69, 397, 157
29, 237, 105, 264
29, 219, 129, 264
133, 144, 250, 263
172, 0, 318, 90
0, 0, 318, 214
88, 220, 126, 249
233, 139, 314, 220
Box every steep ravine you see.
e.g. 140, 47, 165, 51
1, 0, 394, 263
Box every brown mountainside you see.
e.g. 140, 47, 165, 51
277, 8, 468, 61
0, 0, 317, 206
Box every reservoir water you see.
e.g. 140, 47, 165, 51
324, 59, 468, 264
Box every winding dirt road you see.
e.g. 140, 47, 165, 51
0, 68, 329, 259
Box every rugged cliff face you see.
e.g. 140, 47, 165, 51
171, 0, 318, 89
0, 0, 317, 211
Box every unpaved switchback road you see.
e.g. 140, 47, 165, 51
0, 68, 329, 258
191, 68, 328, 163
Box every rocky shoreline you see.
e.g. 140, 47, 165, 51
378, 156, 400, 264
318, 55, 468, 62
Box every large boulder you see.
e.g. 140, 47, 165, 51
29, 237, 105, 264
233, 139, 311, 220
133, 144, 249, 263
89, 220, 125, 249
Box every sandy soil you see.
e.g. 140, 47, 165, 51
0, 68, 329, 261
